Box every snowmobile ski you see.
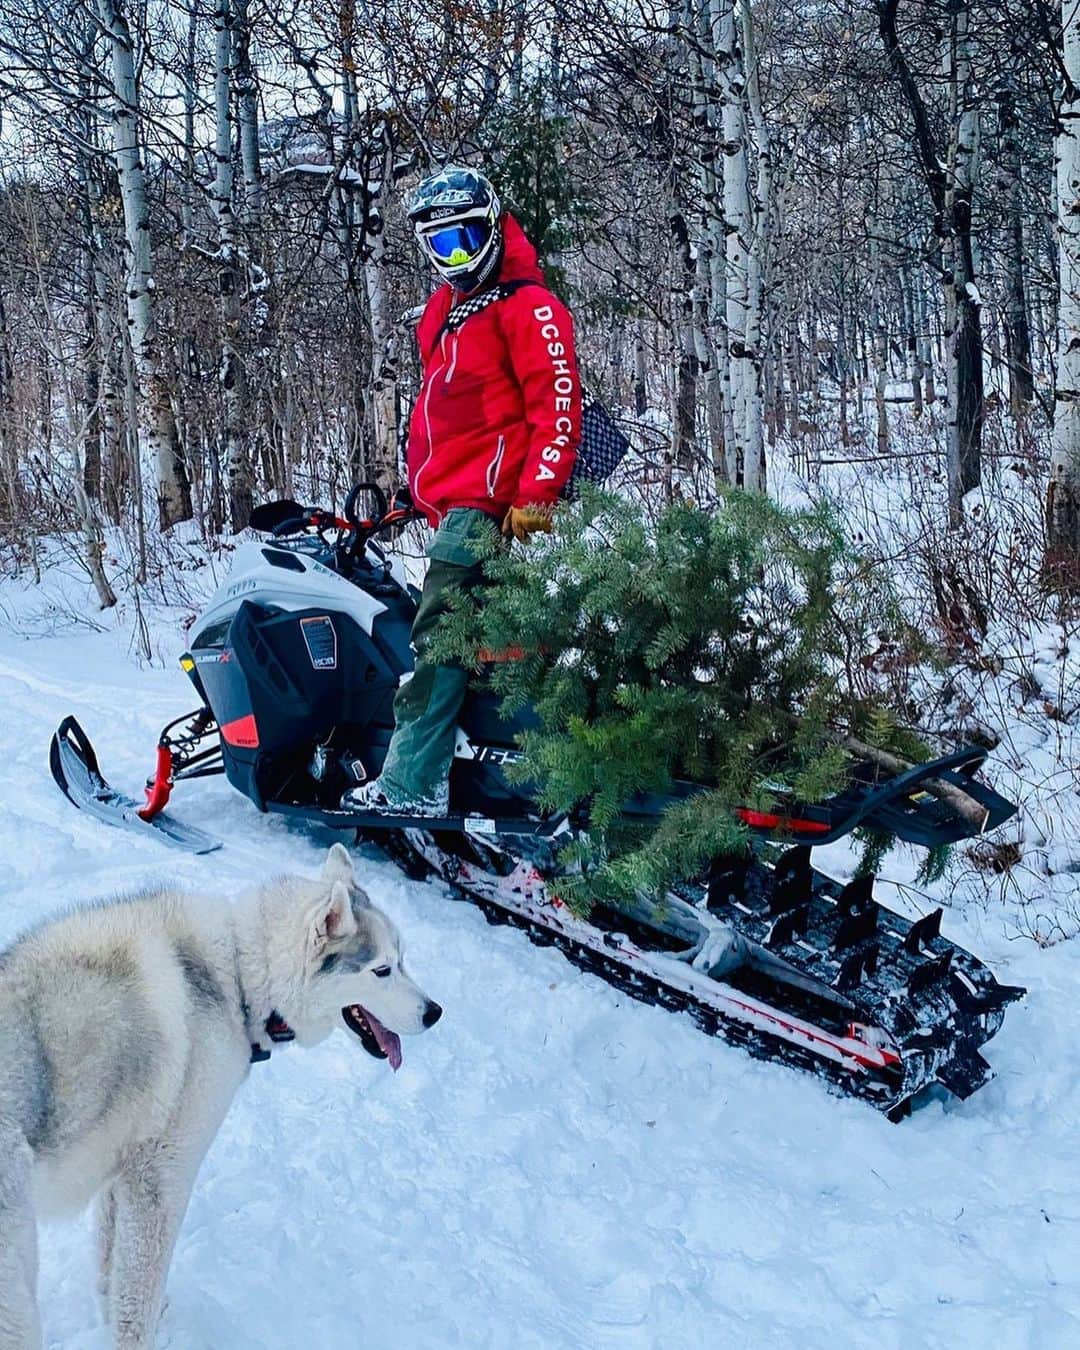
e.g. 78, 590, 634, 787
49, 716, 221, 854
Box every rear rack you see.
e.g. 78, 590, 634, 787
627, 746, 1016, 849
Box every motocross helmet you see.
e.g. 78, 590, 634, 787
406, 165, 503, 293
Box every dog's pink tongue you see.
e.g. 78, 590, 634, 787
366, 1009, 402, 1071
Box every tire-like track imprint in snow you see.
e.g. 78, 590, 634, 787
0, 614, 1075, 1350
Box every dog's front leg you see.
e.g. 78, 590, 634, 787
95, 1182, 118, 1325
0, 1134, 42, 1350
107, 1144, 198, 1350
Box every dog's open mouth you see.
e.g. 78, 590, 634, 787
342, 1005, 402, 1071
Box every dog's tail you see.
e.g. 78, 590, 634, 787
0, 1130, 41, 1349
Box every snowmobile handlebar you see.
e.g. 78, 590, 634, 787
252, 491, 423, 545
268, 509, 352, 537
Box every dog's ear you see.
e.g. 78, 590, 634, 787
322, 842, 355, 885
314, 880, 359, 948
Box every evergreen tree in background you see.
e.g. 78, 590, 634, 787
486, 77, 597, 293
431, 490, 932, 909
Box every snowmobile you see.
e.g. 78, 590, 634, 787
50, 485, 1025, 1120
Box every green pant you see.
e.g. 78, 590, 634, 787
378, 508, 499, 801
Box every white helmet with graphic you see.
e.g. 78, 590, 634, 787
406, 165, 503, 292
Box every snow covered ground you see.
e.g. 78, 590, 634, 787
1, 548, 1078, 1350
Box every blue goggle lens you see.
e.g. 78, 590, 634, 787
424, 221, 490, 264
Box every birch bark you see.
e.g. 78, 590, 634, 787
96, 0, 191, 528
1047, 2, 1080, 586
211, 0, 252, 531
686, 0, 729, 483
233, 0, 262, 229
363, 124, 401, 492
997, 85, 1034, 416
718, 0, 756, 487
739, 0, 769, 490
944, 0, 983, 514
879, 0, 982, 526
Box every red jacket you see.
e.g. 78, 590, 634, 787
406, 214, 581, 528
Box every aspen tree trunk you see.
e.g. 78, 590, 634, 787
79, 165, 103, 503
509, 0, 525, 101
879, 0, 981, 526
182, 6, 197, 240
212, 0, 253, 532
97, 0, 191, 529
944, 0, 983, 518
337, 2, 364, 486
786, 316, 801, 441
23, 166, 116, 607
97, 188, 127, 527
364, 126, 401, 492
836, 222, 851, 446
633, 313, 648, 417
900, 271, 923, 417
0, 278, 15, 522
668, 194, 699, 467
1047, 3, 1080, 587
234, 0, 262, 227
916, 278, 936, 404
740, 0, 769, 490
867, 195, 891, 457
997, 85, 1034, 416
75, 52, 105, 507
234, 0, 266, 493
688, 0, 730, 485
718, 0, 757, 488
686, 0, 720, 480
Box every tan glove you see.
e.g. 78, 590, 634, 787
502, 504, 553, 543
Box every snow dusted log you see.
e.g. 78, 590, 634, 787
1047, 3, 1080, 587
840, 737, 988, 832
96, 0, 191, 531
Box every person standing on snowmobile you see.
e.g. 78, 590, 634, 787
345, 165, 582, 816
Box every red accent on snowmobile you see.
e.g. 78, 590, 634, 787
735, 808, 830, 836
711, 992, 900, 1073
49, 716, 221, 854
477, 644, 530, 663
846, 1022, 903, 1068
140, 744, 174, 821
221, 714, 259, 748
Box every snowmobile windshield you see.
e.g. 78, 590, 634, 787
422, 220, 492, 266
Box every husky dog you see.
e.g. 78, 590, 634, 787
0, 843, 440, 1349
